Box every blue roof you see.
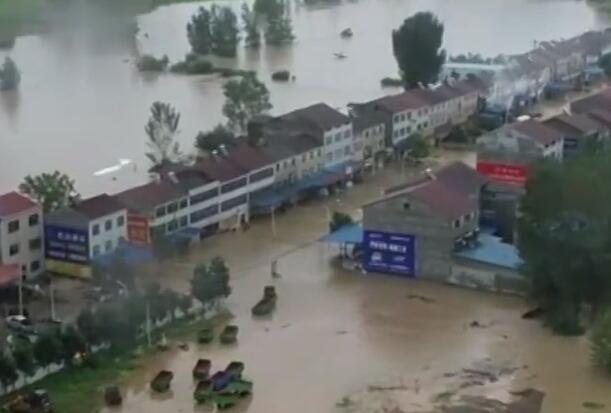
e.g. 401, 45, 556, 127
454, 234, 522, 270
320, 223, 363, 244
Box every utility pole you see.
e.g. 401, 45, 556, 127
146, 301, 152, 348
18, 273, 24, 316
50, 276, 56, 321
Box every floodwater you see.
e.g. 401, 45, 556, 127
95, 163, 611, 413
0, 0, 608, 195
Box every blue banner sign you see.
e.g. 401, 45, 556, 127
45, 225, 90, 264
363, 230, 415, 276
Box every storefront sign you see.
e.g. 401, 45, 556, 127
45, 225, 89, 264
476, 161, 528, 185
127, 213, 150, 244
363, 230, 415, 276
47, 259, 92, 279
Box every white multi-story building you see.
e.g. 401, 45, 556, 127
0, 192, 44, 280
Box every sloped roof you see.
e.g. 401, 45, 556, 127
544, 114, 602, 136
368, 90, 432, 113
193, 156, 246, 182
116, 181, 185, 213
259, 132, 321, 162
0, 192, 37, 218
282, 103, 350, 131
73, 194, 125, 219
570, 88, 611, 114
45, 208, 89, 229
511, 120, 564, 146
223, 141, 274, 171
587, 109, 611, 129
353, 112, 387, 133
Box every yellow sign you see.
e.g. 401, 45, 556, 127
47, 259, 93, 279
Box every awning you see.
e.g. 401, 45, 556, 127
0, 264, 19, 288
92, 242, 154, 267
453, 234, 522, 270
168, 226, 201, 240
320, 223, 363, 244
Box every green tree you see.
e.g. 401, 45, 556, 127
0, 353, 18, 391
12, 340, 35, 382
517, 153, 611, 334
58, 326, 87, 366
191, 256, 232, 305
195, 124, 235, 155
392, 12, 446, 88
187, 7, 213, 55
210, 6, 240, 58
136, 54, 169, 72
19, 171, 80, 213
222, 74, 272, 133
33, 333, 62, 371
591, 307, 611, 374
265, 16, 295, 46
242, 3, 261, 48
0, 57, 21, 91
254, 0, 283, 18
410, 134, 430, 159
329, 211, 353, 232
76, 309, 103, 347
145, 101, 183, 171
599, 53, 611, 77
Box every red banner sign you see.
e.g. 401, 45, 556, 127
476, 161, 528, 185
127, 213, 150, 244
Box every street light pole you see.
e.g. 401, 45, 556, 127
50, 276, 56, 321
18, 274, 23, 316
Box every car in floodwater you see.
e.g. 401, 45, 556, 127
5, 315, 36, 334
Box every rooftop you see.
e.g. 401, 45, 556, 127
282, 103, 350, 131
45, 208, 89, 229
543, 113, 602, 136
0, 192, 37, 218
116, 181, 185, 213
511, 120, 564, 146
223, 141, 274, 171
73, 194, 126, 220
193, 156, 246, 182
454, 234, 523, 270
570, 88, 611, 115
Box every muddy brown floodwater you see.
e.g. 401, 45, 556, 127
95, 160, 611, 413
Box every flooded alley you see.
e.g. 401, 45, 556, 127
95, 162, 611, 413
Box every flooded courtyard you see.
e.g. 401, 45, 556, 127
0, 0, 609, 195
92, 162, 611, 413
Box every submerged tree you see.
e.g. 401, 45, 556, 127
392, 12, 446, 88
187, 7, 213, 55
0, 354, 17, 391
195, 124, 236, 156
144, 101, 183, 171
12, 340, 35, 383
191, 256, 232, 305
0, 57, 21, 91
265, 15, 295, 46
222, 74, 272, 133
210, 6, 240, 58
242, 3, 261, 48
19, 171, 80, 213
33, 333, 61, 372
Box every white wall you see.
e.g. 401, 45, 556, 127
0, 205, 44, 279
323, 122, 354, 167
88, 210, 128, 258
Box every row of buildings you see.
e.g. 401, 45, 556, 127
443, 29, 611, 112
0, 76, 487, 280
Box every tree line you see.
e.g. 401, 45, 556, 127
0, 256, 232, 391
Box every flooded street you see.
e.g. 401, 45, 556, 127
92, 162, 611, 413
0, 0, 608, 195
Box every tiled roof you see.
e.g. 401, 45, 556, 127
73, 194, 125, 220
408, 178, 477, 220
543, 114, 602, 136
570, 88, 611, 114
223, 141, 274, 171
0, 192, 37, 217
587, 109, 611, 129
282, 103, 350, 131
368, 90, 431, 113
116, 181, 185, 213
385, 162, 486, 196
511, 120, 564, 146
193, 156, 246, 182
352, 112, 387, 133
259, 132, 321, 162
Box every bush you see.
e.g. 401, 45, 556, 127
170, 55, 214, 74
591, 308, 611, 373
380, 77, 403, 88
136, 54, 169, 72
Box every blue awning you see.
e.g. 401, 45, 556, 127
167, 226, 200, 240
454, 234, 522, 270
320, 223, 363, 244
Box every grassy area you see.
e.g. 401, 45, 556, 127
15, 312, 226, 413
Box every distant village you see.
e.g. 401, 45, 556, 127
2, 27, 611, 291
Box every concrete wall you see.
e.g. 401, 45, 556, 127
323, 122, 354, 167
0, 205, 44, 279
450, 258, 529, 295
88, 210, 128, 258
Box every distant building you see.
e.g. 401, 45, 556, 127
45, 194, 127, 278
353, 113, 387, 169
476, 120, 564, 185
543, 113, 607, 157
0, 192, 44, 282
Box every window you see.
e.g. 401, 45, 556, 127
8, 220, 19, 233
92, 245, 100, 256
276, 163, 280, 172
401, 127, 406, 136
92, 224, 100, 236
465, 212, 473, 222
221, 194, 247, 212
309, 151, 314, 160
167, 202, 178, 214
29, 238, 42, 251
190, 205, 219, 223
117, 215, 125, 227
403, 202, 411, 210
30, 260, 40, 272
251, 167, 273, 183
190, 188, 219, 205
344, 145, 351, 155
317, 149, 322, 156
344, 130, 351, 139
423, 121, 429, 129
179, 216, 188, 228
334, 148, 342, 159
155, 206, 166, 218
179, 199, 188, 209
326, 152, 333, 163
453, 219, 461, 228
365, 130, 370, 138
9, 243, 19, 256
105, 219, 112, 231
291, 158, 296, 166
393, 130, 399, 138
334, 133, 342, 142
302, 154, 307, 162
167, 220, 178, 232
325, 136, 333, 145
105, 240, 112, 252
118, 236, 126, 244
221, 177, 247, 194
28, 214, 39, 227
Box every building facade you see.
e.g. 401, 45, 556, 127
0, 192, 44, 280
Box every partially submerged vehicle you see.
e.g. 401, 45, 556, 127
197, 326, 214, 344
150, 370, 174, 393
340, 28, 353, 38
220, 325, 238, 344
104, 385, 122, 406
193, 359, 212, 381
194, 361, 253, 408
252, 286, 277, 316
